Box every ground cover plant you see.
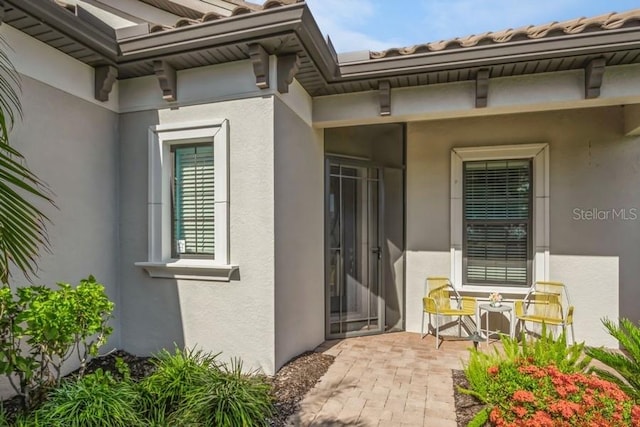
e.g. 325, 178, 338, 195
461, 326, 640, 426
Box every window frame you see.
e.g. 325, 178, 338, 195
462, 158, 533, 287
450, 143, 549, 292
136, 119, 236, 282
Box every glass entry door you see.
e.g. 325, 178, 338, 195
326, 161, 384, 338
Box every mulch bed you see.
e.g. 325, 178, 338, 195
1, 349, 335, 427
3, 350, 487, 426
453, 369, 486, 427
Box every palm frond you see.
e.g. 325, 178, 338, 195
0, 37, 54, 284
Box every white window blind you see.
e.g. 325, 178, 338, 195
172, 144, 215, 257
463, 159, 532, 286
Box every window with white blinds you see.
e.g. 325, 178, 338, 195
172, 144, 215, 257
463, 159, 532, 286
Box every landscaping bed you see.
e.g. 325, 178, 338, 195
453, 369, 485, 427
1, 349, 334, 426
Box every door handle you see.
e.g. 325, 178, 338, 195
371, 247, 382, 260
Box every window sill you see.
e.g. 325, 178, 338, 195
135, 260, 239, 282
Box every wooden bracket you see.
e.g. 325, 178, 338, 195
153, 60, 177, 102
94, 65, 118, 102
475, 68, 490, 108
379, 80, 391, 116
585, 57, 606, 99
249, 43, 270, 89
277, 54, 300, 94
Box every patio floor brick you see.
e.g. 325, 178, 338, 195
288, 332, 474, 427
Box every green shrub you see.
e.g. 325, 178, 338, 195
33, 369, 143, 427
463, 326, 590, 403
586, 317, 640, 402
174, 359, 273, 427
140, 347, 273, 427
0, 276, 114, 407
462, 327, 596, 425
139, 347, 221, 417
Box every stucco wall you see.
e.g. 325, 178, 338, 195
2, 75, 120, 397
273, 98, 325, 370
406, 106, 640, 347
118, 97, 278, 374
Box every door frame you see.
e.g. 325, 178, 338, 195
324, 156, 386, 339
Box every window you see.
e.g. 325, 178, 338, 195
172, 144, 215, 258
136, 120, 236, 281
450, 144, 549, 290
463, 159, 532, 286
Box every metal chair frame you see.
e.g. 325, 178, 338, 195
421, 277, 477, 349
515, 281, 575, 343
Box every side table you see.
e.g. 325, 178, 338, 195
478, 303, 514, 344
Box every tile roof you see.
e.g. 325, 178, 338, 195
147, 0, 302, 32
53, 0, 302, 33
370, 9, 640, 59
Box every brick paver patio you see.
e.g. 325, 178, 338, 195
288, 332, 474, 427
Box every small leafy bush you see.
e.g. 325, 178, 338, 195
33, 369, 143, 427
0, 276, 113, 407
586, 318, 640, 402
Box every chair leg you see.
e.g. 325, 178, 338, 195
421, 311, 425, 339
458, 316, 462, 337
570, 324, 576, 345
435, 315, 439, 349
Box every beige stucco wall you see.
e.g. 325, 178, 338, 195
406, 106, 640, 347
118, 97, 279, 374
2, 75, 120, 397
273, 98, 325, 370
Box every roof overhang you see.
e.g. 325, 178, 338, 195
3, 0, 640, 100
339, 28, 640, 79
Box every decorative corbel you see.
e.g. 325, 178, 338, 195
585, 57, 606, 99
94, 65, 118, 102
379, 80, 391, 116
475, 68, 489, 108
153, 60, 177, 102
249, 43, 270, 89
277, 54, 300, 94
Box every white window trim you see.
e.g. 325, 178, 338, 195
135, 119, 238, 282
450, 143, 549, 292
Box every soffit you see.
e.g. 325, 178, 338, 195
3, 1, 640, 98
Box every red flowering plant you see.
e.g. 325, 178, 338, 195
484, 361, 639, 426
460, 326, 640, 426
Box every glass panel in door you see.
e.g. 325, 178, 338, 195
327, 163, 383, 338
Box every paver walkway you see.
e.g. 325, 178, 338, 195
288, 332, 473, 427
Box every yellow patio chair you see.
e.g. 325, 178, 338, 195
421, 277, 477, 349
514, 281, 575, 343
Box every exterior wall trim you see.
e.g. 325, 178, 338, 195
135, 119, 234, 280
450, 143, 550, 292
